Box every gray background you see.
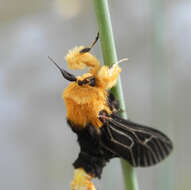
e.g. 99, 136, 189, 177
0, 0, 191, 190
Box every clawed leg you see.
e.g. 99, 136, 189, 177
97, 64, 121, 89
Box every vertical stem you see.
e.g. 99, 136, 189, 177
93, 0, 139, 190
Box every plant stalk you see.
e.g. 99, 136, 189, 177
93, 0, 139, 190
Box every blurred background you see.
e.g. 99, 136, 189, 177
0, 0, 191, 190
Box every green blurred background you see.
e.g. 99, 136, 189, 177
0, 0, 191, 189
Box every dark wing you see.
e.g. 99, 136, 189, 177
100, 114, 173, 167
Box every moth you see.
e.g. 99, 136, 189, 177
50, 33, 173, 190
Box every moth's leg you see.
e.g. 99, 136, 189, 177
107, 92, 120, 113
97, 64, 121, 89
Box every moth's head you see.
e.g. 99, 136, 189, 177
76, 73, 96, 87
50, 33, 126, 90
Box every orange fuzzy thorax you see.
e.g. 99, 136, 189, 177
63, 77, 111, 128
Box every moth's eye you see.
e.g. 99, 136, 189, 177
77, 77, 96, 86
77, 79, 88, 86
77, 80, 83, 86
89, 77, 96, 87
82, 79, 89, 84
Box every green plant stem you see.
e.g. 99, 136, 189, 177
93, 0, 139, 190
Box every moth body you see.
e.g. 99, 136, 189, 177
51, 33, 173, 190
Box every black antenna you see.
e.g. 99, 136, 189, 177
90, 32, 99, 49
48, 56, 77, 82
80, 32, 99, 53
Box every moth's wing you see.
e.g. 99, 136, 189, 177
100, 114, 173, 167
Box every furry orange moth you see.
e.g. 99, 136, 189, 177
50, 33, 173, 190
